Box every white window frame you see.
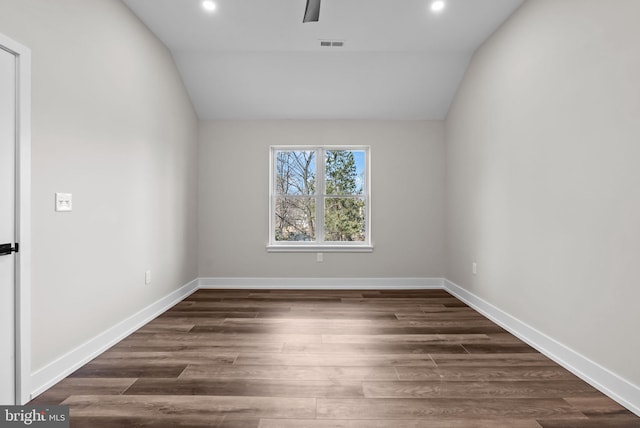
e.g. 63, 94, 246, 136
267, 145, 372, 253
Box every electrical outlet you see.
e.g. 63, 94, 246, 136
316, 253, 323, 263
472, 262, 477, 275
55, 193, 73, 212
145, 270, 151, 284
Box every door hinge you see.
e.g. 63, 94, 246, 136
0, 243, 18, 256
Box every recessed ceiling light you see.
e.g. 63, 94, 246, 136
430, 0, 446, 13
202, 0, 216, 12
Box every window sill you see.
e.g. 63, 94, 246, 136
266, 245, 374, 253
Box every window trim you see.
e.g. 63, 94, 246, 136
267, 145, 373, 253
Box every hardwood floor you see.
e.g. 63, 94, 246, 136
31, 289, 640, 427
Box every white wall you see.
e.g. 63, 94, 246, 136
446, 0, 640, 387
0, 0, 199, 372
4, 0, 638, 410
199, 120, 445, 278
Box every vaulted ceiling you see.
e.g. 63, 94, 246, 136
123, 0, 524, 119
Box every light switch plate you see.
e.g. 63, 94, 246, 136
55, 193, 72, 212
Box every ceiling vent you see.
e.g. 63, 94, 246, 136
320, 40, 345, 48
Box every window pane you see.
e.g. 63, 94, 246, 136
324, 197, 366, 242
325, 150, 365, 196
275, 151, 316, 196
274, 197, 316, 241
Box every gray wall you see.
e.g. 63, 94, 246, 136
198, 120, 445, 278
2, 0, 637, 401
0, 0, 199, 371
445, 0, 640, 386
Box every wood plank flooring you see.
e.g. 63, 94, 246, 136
31, 289, 640, 427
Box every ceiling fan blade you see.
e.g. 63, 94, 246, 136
303, 0, 321, 23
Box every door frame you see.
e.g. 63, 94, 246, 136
0, 32, 31, 405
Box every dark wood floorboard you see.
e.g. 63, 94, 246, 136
29, 289, 640, 427
125, 378, 364, 398
315, 397, 587, 419
258, 420, 544, 428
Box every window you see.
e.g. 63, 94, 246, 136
268, 146, 372, 252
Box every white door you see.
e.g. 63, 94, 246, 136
0, 45, 17, 405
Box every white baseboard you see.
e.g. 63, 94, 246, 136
198, 277, 445, 290
29, 278, 199, 399
444, 279, 640, 417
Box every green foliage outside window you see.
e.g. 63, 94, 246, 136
274, 148, 367, 243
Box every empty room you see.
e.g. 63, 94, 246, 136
1, 0, 639, 426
